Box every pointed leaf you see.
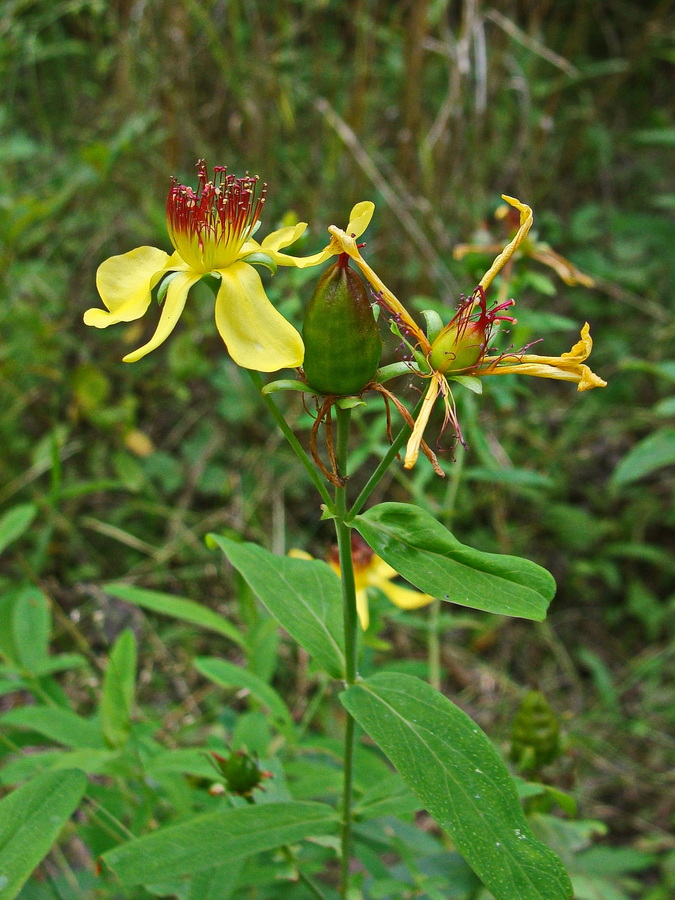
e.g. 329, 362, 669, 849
342, 673, 572, 900
101, 801, 337, 886
0, 503, 37, 556
0, 769, 87, 899
194, 657, 294, 740
612, 427, 675, 487
100, 629, 136, 749
0, 707, 104, 749
104, 583, 248, 650
354, 503, 555, 620
207, 535, 345, 678
12, 587, 51, 674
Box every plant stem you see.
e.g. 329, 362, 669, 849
348, 391, 426, 518
429, 438, 466, 687
334, 405, 359, 899
247, 370, 334, 510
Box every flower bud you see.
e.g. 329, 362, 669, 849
509, 691, 561, 773
302, 254, 382, 396
212, 750, 272, 797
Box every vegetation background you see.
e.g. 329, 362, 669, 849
1, 0, 673, 896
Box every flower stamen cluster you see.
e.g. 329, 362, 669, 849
166, 162, 266, 272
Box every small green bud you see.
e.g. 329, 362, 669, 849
212, 749, 271, 797
509, 691, 562, 773
302, 254, 382, 396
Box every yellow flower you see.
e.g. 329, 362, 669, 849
327, 196, 607, 470
290, 537, 433, 631
84, 162, 319, 372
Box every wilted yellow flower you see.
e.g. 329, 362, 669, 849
327, 196, 607, 470
84, 162, 319, 372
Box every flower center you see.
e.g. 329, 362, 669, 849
166, 160, 266, 272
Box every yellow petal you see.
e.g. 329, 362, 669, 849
367, 555, 400, 584
345, 201, 375, 239
122, 270, 201, 362
356, 589, 370, 631
259, 222, 307, 253
85, 246, 171, 328
381, 582, 435, 610
288, 549, 314, 561
254, 223, 328, 269
214, 261, 304, 371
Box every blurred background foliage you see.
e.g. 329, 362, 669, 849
1, 0, 674, 895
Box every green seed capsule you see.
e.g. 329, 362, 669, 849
429, 320, 486, 374
302, 254, 382, 396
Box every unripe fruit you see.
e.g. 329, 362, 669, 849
429, 321, 486, 374
302, 255, 382, 396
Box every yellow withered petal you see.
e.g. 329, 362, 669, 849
328, 226, 429, 350
479, 196, 533, 292
405, 376, 441, 470
122, 270, 201, 362
85, 246, 173, 328
214, 261, 304, 372
480, 325, 606, 391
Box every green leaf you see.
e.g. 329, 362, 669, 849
104, 583, 247, 650
611, 427, 675, 487
12, 587, 50, 674
0, 503, 37, 556
207, 535, 345, 678
341, 673, 572, 900
0, 769, 87, 900
354, 503, 555, 620
101, 801, 337, 886
0, 707, 104, 749
188, 861, 243, 899
100, 629, 136, 749
194, 657, 294, 740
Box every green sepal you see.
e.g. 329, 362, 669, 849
413, 349, 430, 372
240, 251, 278, 274
336, 396, 366, 409
156, 270, 184, 305
448, 374, 483, 394
262, 379, 321, 396
421, 309, 444, 344
375, 362, 419, 383
319, 504, 338, 521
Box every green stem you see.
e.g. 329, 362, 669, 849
247, 370, 334, 510
429, 438, 466, 687
334, 405, 359, 899
348, 391, 427, 518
